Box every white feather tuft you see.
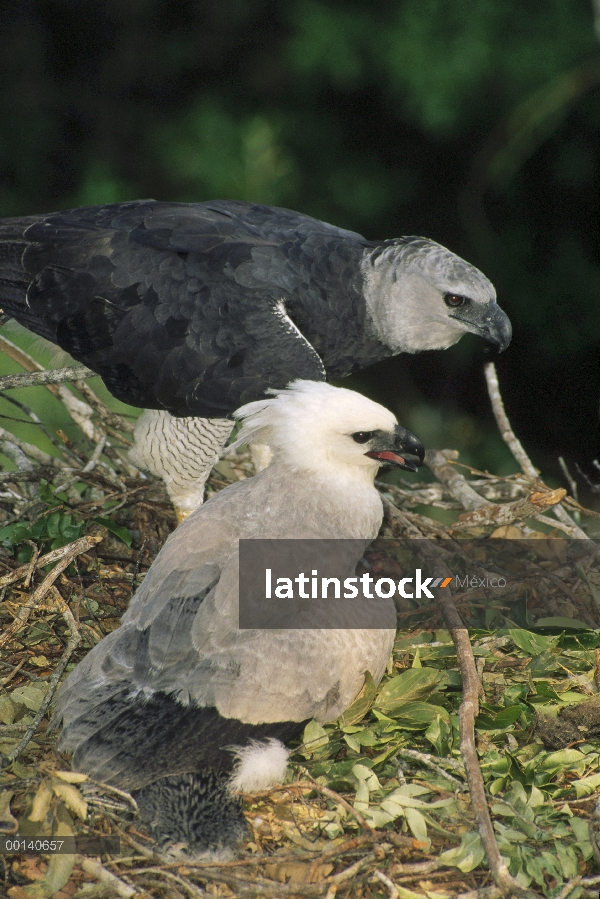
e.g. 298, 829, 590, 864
228, 739, 290, 793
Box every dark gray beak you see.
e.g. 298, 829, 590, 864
366, 425, 424, 473
450, 302, 512, 352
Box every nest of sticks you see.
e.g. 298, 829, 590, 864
0, 341, 599, 899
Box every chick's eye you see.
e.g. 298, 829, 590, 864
352, 431, 374, 444
444, 293, 469, 308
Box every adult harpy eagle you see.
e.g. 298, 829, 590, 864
54, 380, 425, 858
0, 199, 510, 515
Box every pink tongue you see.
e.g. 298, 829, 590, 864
374, 451, 405, 463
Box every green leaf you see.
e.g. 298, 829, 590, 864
572, 771, 600, 798
375, 668, 440, 714
45, 511, 62, 539
338, 671, 377, 726
0, 694, 17, 725
438, 831, 485, 872
539, 749, 586, 774
535, 617, 591, 629
392, 702, 448, 730
509, 629, 558, 656
0, 522, 32, 547
10, 684, 48, 712
300, 720, 329, 756
556, 842, 578, 879
94, 516, 132, 547
404, 806, 430, 846
425, 713, 453, 755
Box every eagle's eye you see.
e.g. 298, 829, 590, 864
444, 293, 469, 308
352, 431, 374, 444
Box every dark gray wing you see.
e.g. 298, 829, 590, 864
0, 200, 374, 417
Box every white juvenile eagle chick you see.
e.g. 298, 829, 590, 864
54, 380, 424, 859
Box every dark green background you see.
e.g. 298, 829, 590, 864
1, 0, 599, 486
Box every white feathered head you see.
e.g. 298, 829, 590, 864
232, 380, 423, 478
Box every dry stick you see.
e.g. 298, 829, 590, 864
0, 425, 68, 468
78, 857, 139, 898
0, 657, 26, 687
186, 851, 380, 898
0, 392, 83, 466
425, 448, 569, 535
0, 336, 131, 475
383, 499, 541, 899
372, 869, 400, 899
74, 379, 135, 436
484, 362, 588, 539
0, 334, 60, 394
5, 586, 81, 763
0, 538, 106, 589
394, 748, 466, 790
242, 778, 375, 834
425, 450, 490, 511
0, 533, 102, 651
450, 486, 567, 536
0, 365, 94, 391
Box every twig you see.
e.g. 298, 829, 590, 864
0, 537, 105, 589
0, 659, 46, 683
425, 450, 490, 511
484, 363, 537, 477
126, 867, 205, 897
484, 362, 588, 539
372, 869, 399, 899
0, 393, 82, 465
558, 456, 579, 504
0, 533, 102, 650
0, 657, 27, 687
383, 502, 540, 898
74, 380, 135, 436
78, 857, 138, 898
450, 486, 567, 535
425, 447, 572, 535
394, 749, 466, 789
4, 586, 81, 763
553, 876, 582, 899
0, 424, 68, 468
0, 335, 60, 398
242, 778, 376, 834
0, 365, 94, 391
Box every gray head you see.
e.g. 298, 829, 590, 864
361, 237, 511, 353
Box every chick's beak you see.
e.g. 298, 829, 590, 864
366, 425, 424, 473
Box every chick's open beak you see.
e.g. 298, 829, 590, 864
366, 425, 424, 473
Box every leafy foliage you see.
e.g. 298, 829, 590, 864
287, 625, 600, 890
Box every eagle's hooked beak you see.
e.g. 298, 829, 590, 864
366, 425, 424, 473
450, 302, 512, 352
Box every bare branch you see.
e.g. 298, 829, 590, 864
0, 533, 103, 651
0, 425, 68, 468
74, 379, 135, 436
484, 362, 537, 478
450, 486, 567, 535
425, 449, 491, 511
0, 365, 94, 391
5, 586, 81, 763
484, 362, 588, 539
383, 501, 541, 898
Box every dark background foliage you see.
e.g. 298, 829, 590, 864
1, 0, 599, 484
